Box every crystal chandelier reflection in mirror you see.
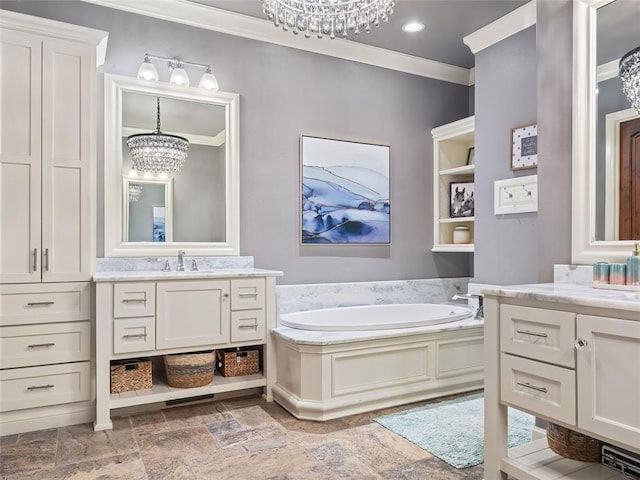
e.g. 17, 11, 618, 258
261, 0, 396, 39
620, 46, 640, 114
126, 97, 190, 175
128, 183, 143, 202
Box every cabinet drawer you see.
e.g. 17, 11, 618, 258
0, 361, 91, 412
231, 278, 265, 311
0, 322, 90, 368
0, 283, 91, 326
231, 310, 266, 343
113, 317, 155, 354
500, 304, 576, 368
113, 282, 155, 318
500, 353, 576, 425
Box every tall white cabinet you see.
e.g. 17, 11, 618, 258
431, 116, 475, 252
0, 11, 107, 435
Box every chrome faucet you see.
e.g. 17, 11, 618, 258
177, 250, 185, 271
452, 293, 484, 319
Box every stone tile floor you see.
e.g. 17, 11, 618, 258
0, 394, 485, 480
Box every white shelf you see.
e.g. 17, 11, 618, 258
440, 165, 475, 176
109, 372, 266, 409
501, 438, 626, 480
439, 216, 475, 224
432, 243, 474, 253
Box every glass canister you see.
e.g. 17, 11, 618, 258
453, 226, 471, 244
593, 262, 610, 284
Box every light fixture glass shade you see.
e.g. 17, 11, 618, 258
169, 66, 190, 86
199, 70, 219, 90
261, 0, 396, 38
137, 56, 159, 81
128, 183, 143, 202
126, 98, 189, 175
620, 46, 640, 115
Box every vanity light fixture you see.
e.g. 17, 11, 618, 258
619, 46, 640, 114
261, 0, 396, 39
126, 97, 190, 176
402, 21, 425, 33
136, 54, 219, 91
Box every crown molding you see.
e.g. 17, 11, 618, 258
1, 8, 109, 66
597, 59, 619, 83
81, 0, 472, 86
463, 1, 537, 55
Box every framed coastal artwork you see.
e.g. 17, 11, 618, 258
300, 135, 390, 244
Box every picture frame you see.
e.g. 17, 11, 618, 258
511, 123, 538, 170
300, 135, 390, 244
449, 181, 475, 218
466, 147, 475, 166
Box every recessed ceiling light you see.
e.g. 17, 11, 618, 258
402, 22, 425, 33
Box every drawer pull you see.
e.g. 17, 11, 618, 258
238, 293, 258, 298
574, 338, 588, 350
516, 329, 548, 338
517, 382, 548, 394
26, 301, 55, 307
33, 247, 38, 272
27, 384, 54, 391
43, 248, 49, 272
238, 324, 258, 329
121, 298, 146, 304
27, 343, 56, 348
122, 333, 147, 339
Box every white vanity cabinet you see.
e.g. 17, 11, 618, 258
484, 290, 640, 480
0, 12, 106, 436
94, 274, 278, 431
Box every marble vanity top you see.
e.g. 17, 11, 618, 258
93, 268, 283, 282
482, 283, 640, 313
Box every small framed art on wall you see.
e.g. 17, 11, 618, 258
511, 123, 538, 170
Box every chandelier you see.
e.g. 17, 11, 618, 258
261, 0, 396, 39
619, 46, 640, 115
128, 183, 143, 202
126, 97, 189, 175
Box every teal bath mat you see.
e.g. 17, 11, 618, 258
374, 393, 534, 469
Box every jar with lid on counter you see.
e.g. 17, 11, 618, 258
453, 226, 471, 244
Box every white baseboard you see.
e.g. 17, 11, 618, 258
1, 403, 95, 436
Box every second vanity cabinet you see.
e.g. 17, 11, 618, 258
94, 274, 278, 431
484, 291, 640, 480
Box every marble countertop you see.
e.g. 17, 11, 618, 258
272, 317, 484, 346
93, 268, 283, 282
481, 283, 640, 313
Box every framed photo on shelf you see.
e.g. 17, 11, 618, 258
511, 123, 538, 170
466, 147, 475, 166
449, 181, 474, 218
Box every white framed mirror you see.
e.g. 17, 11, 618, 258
572, 0, 640, 264
104, 74, 240, 256
123, 176, 173, 243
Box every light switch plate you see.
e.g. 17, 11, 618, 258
494, 175, 538, 215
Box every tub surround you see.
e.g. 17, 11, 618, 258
277, 277, 470, 314
483, 282, 639, 480
553, 264, 594, 285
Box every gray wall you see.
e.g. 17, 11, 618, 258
2, 1, 473, 285
474, 26, 539, 285
536, 0, 573, 282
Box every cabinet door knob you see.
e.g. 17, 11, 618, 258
574, 338, 588, 350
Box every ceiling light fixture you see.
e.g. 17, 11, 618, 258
128, 183, 143, 202
261, 0, 396, 39
126, 97, 190, 176
620, 46, 640, 114
402, 22, 424, 33
136, 54, 219, 91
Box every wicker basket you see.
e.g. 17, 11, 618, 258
110, 359, 152, 394
164, 351, 215, 388
216, 349, 259, 377
547, 423, 603, 462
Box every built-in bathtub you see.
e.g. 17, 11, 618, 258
272, 303, 484, 421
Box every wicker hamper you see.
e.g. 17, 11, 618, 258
110, 358, 152, 394
547, 423, 603, 462
164, 351, 215, 388
216, 349, 259, 377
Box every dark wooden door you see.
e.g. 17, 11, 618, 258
619, 117, 640, 240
